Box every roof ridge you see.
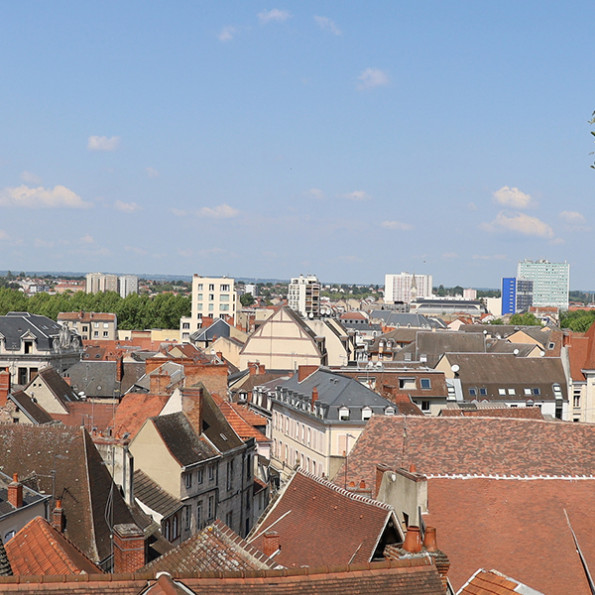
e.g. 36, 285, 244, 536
296, 468, 393, 511
425, 473, 595, 480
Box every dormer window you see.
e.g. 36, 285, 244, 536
385, 406, 395, 416
339, 406, 350, 421
362, 406, 372, 421
24, 340, 34, 354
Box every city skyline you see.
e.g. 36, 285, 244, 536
1, 3, 594, 287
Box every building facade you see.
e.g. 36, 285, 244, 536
517, 260, 569, 310
287, 275, 320, 318
118, 275, 139, 298
85, 273, 119, 294
384, 273, 433, 304
501, 277, 534, 315
57, 311, 118, 340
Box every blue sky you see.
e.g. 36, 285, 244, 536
1, 2, 594, 288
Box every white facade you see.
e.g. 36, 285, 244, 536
184, 275, 236, 337
517, 260, 569, 310
287, 275, 320, 318
118, 275, 139, 298
86, 272, 118, 293
384, 273, 433, 304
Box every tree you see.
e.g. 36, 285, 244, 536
240, 293, 255, 307
509, 312, 541, 326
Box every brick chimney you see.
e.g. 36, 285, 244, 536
298, 365, 318, 382
116, 354, 124, 383
311, 387, 319, 411
182, 387, 203, 434
8, 474, 23, 509
113, 523, 146, 573
248, 362, 259, 376
52, 499, 65, 532
263, 531, 280, 557
402, 525, 422, 553
258, 363, 265, 375
149, 369, 170, 395
0, 369, 11, 407
423, 527, 450, 593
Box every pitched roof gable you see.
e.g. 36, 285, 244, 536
249, 469, 398, 568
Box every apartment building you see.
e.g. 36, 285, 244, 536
517, 259, 569, 310
287, 274, 320, 318
57, 311, 117, 340
384, 273, 433, 304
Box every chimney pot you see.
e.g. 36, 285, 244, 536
263, 531, 280, 558
52, 499, 65, 532
423, 526, 438, 552
359, 479, 366, 489
409, 463, 417, 473
402, 525, 422, 553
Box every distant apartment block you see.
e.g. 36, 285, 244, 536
384, 273, 433, 304
516, 260, 569, 310
85, 272, 139, 298
501, 277, 534, 315
57, 311, 118, 340
287, 274, 320, 318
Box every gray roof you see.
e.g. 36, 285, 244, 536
0, 470, 49, 519
8, 390, 54, 424
275, 369, 394, 420
133, 469, 182, 519
190, 318, 232, 342
0, 312, 82, 351
64, 360, 145, 397
369, 311, 442, 329
26, 366, 81, 404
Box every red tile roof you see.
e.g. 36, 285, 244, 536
231, 403, 267, 426
337, 416, 594, 490
110, 393, 169, 439
249, 469, 399, 568
458, 569, 541, 594
426, 478, 594, 594
5, 516, 102, 575
211, 394, 268, 443
51, 401, 117, 432
439, 407, 544, 420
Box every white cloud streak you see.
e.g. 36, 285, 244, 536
493, 186, 535, 209
559, 210, 586, 224
314, 16, 341, 35
87, 135, 120, 151
342, 190, 371, 201
258, 9, 291, 24
381, 220, 413, 231
218, 26, 237, 41
115, 200, 142, 213
357, 68, 389, 90
199, 203, 240, 218
0, 185, 92, 209
482, 212, 554, 238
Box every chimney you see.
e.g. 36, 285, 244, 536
258, 363, 265, 375
8, 474, 23, 509
298, 365, 318, 382
423, 526, 450, 592
116, 354, 124, 383
217, 352, 224, 362
182, 387, 203, 434
423, 526, 437, 551
375, 463, 390, 499
248, 362, 258, 376
402, 526, 422, 553
113, 523, 146, 573
311, 387, 319, 411
263, 531, 280, 558
52, 499, 65, 532
0, 369, 11, 407
149, 369, 170, 395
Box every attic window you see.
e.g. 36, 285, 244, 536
469, 388, 477, 397
533, 388, 541, 396
479, 388, 487, 396
498, 388, 506, 396
398, 378, 416, 390
339, 406, 350, 421
385, 406, 395, 416
420, 378, 431, 389
362, 406, 372, 421
553, 384, 562, 399
220, 433, 228, 441
548, 342, 555, 350
507, 388, 516, 396
524, 388, 532, 396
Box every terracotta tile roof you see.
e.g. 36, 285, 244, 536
249, 469, 399, 568
0, 535, 11, 576
457, 568, 543, 594
0, 558, 445, 593
337, 416, 595, 489
58, 311, 116, 323
5, 516, 102, 575
111, 393, 169, 439
426, 478, 594, 594
0, 424, 135, 567
51, 401, 117, 432
143, 519, 276, 574
231, 403, 267, 427
568, 336, 590, 381
210, 395, 269, 443
439, 407, 544, 420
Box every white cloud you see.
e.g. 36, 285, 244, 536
87, 135, 120, 151
170, 208, 187, 217
21, 171, 42, 184
258, 9, 291, 24
114, 200, 141, 213
0, 184, 92, 209
199, 203, 239, 218
218, 26, 237, 41
314, 16, 341, 35
357, 68, 389, 90
307, 188, 325, 199
381, 220, 413, 231
146, 167, 159, 178
482, 211, 554, 239
125, 245, 148, 256
342, 190, 371, 201
80, 234, 95, 244
559, 210, 586, 224
493, 186, 535, 209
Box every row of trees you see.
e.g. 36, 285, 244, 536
0, 289, 190, 330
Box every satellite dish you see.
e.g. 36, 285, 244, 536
451, 364, 460, 373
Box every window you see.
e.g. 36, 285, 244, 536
196, 502, 202, 529
208, 464, 215, 481
184, 506, 191, 530
399, 378, 416, 390
4, 531, 15, 542
197, 468, 204, 484
479, 388, 487, 396
362, 406, 372, 421
197, 293, 203, 300
172, 515, 178, 539
524, 388, 532, 396
508, 388, 516, 395
469, 388, 477, 397
209, 284, 215, 291
163, 520, 170, 541
93, 331, 99, 337
221, 304, 230, 311
103, 322, 109, 328
209, 293, 215, 301
498, 388, 506, 396
208, 496, 214, 519
208, 304, 214, 311
185, 472, 192, 489
420, 378, 431, 389
18, 368, 27, 385
225, 511, 233, 528
94, 322, 99, 328
246, 455, 252, 480
226, 460, 234, 491
82, 325, 88, 332
221, 284, 230, 291
182, 322, 190, 329
339, 406, 350, 421
533, 388, 541, 396
385, 406, 395, 416
103, 331, 108, 337
220, 294, 229, 302
574, 392, 581, 408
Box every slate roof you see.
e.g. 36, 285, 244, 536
337, 415, 595, 489
427, 478, 594, 594
457, 568, 544, 595
152, 412, 219, 467
0, 424, 135, 566
143, 519, 275, 574
8, 390, 54, 424
249, 469, 399, 568
133, 470, 182, 519
5, 516, 102, 576
274, 368, 395, 421
25, 366, 81, 405
64, 360, 145, 397
0, 471, 48, 518
190, 318, 232, 342
0, 312, 70, 351
0, 558, 445, 593
370, 311, 440, 329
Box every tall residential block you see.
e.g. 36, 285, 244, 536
287, 275, 320, 318
86, 272, 118, 294
118, 275, 139, 298
384, 273, 433, 304
517, 260, 569, 310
